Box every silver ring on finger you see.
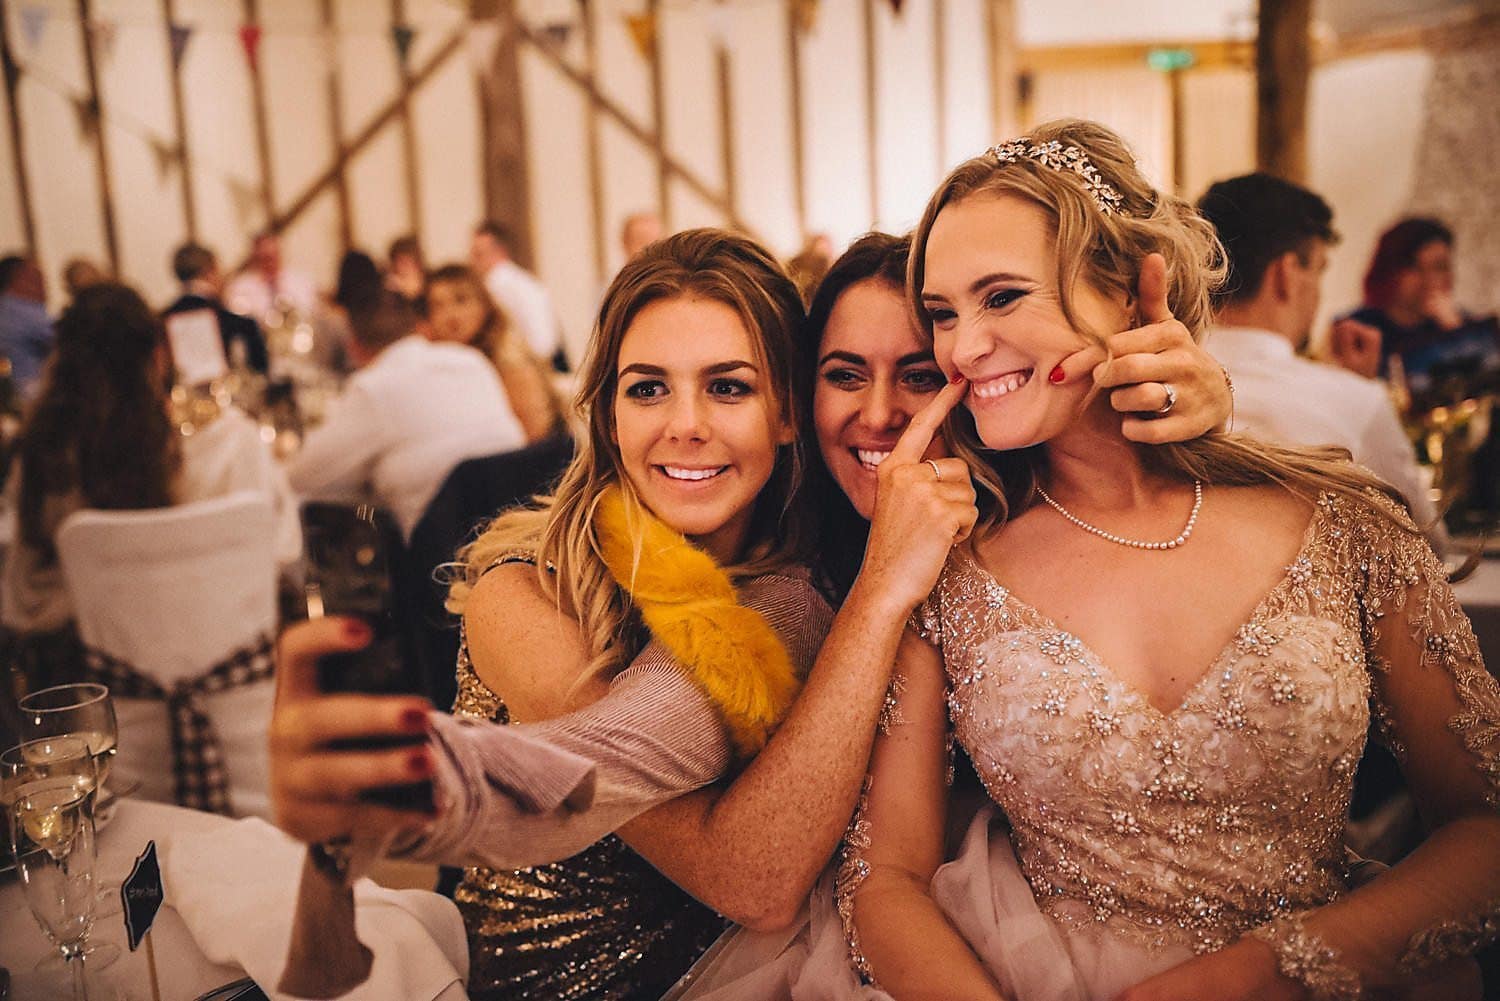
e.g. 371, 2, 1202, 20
926, 459, 943, 482
1154, 382, 1177, 416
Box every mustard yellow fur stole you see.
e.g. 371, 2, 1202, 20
594, 484, 800, 758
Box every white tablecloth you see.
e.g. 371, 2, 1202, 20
0, 799, 468, 1001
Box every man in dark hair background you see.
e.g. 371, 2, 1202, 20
1199, 172, 1441, 550
164, 242, 269, 374
0, 254, 54, 402
470, 219, 567, 372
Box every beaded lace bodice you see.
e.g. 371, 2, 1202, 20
902, 491, 1500, 964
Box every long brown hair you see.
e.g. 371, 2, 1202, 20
909, 119, 1407, 533
425, 263, 507, 360
17, 283, 180, 558
451, 229, 816, 682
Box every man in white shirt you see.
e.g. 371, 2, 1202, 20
471, 220, 567, 372
1198, 173, 1442, 546
224, 230, 320, 326
286, 291, 527, 538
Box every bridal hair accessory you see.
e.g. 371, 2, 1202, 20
1036, 480, 1204, 551
988, 138, 1127, 216
595, 483, 800, 758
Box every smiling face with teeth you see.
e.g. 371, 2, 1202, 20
921, 192, 1129, 452
813, 279, 946, 519
613, 295, 795, 563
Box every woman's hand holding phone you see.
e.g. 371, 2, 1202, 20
270, 616, 438, 846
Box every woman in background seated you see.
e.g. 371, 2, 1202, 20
1, 283, 299, 689
424, 263, 564, 441
1334, 217, 1499, 386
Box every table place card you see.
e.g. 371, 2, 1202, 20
193, 977, 270, 1000
121, 839, 164, 951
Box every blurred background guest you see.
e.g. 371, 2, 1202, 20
1333, 217, 1500, 386
164, 242, 269, 375
61, 257, 108, 301
0, 255, 53, 404
470, 220, 567, 372
1199, 173, 1441, 548
387, 234, 427, 309
225, 230, 319, 326
286, 289, 526, 538
423, 263, 563, 441
619, 209, 663, 262
1, 284, 299, 688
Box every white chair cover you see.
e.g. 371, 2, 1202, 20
55, 491, 280, 819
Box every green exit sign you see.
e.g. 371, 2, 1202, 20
1147, 47, 1196, 71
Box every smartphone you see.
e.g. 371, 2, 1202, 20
301, 502, 433, 811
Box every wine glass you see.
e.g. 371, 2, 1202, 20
2, 737, 120, 972
17, 683, 119, 796
18, 683, 123, 919
8, 781, 114, 998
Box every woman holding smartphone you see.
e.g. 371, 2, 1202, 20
269, 224, 1231, 999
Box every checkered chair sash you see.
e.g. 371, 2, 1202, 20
81, 634, 275, 816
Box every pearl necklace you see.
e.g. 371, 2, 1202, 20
1035, 480, 1204, 551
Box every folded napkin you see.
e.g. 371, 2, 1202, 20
161, 817, 468, 1001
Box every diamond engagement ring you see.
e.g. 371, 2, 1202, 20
1155, 382, 1177, 416
926, 459, 943, 481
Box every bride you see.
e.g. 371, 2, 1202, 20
678, 119, 1499, 1000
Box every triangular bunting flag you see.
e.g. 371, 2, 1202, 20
625, 12, 655, 60
169, 23, 193, 68
465, 19, 504, 76
2, 52, 18, 92
790, 0, 819, 35
72, 96, 100, 141
227, 177, 262, 228
148, 136, 180, 179
88, 18, 119, 61
392, 24, 416, 65
19, 5, 50, 50
706, 4, 734, 48
887, 0, 904, 14
238, 24, 262, 72
540, 21, 572, 48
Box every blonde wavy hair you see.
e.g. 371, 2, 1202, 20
909, 118, 1408, 532
448, 228, 815, 682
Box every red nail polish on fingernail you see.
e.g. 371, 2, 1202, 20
408, 751, 433, 776
401, 708, 428, 731
1048, 365, 1066, 384
342, 618, 372, 642
950, 372, 966, 384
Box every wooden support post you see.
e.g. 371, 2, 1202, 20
1256, 0, 1310, 183
987, 0, 1018, 140
320, 0, 352, 253
784, 1, 808, 241
863, 0, 879, 226
473, 0, 535, 268
78, 0, 119, 272
933, 0, 948, 167
162, 0, 197, 241
580, 0, 606, 283
392, 0, 423, 246
1168, 67, 1186, 194
244, 0, 276, 227
647, 0, 669, 228
715, 42, 735, 226
0, 7, 36, 253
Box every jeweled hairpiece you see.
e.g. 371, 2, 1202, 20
987, 138, 1127, 216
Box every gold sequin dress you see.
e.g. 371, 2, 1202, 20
451, 637, 727, 1001
672, 492, 1500, 1000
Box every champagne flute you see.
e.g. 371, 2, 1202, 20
1, 738, 120, 971
17, 684, 123, 919
8, 784, 119, 996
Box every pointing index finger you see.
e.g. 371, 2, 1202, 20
888, 376, 968, 465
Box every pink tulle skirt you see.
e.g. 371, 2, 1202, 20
665, 806, 1192, 1001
